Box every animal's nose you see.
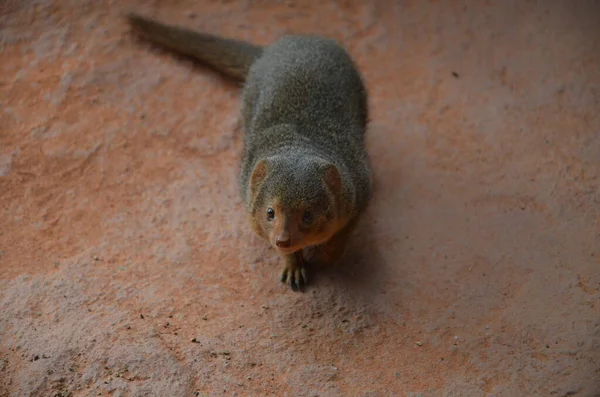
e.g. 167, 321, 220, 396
276, 238, 291, 248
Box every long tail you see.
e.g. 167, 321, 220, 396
126, 12, 263, 82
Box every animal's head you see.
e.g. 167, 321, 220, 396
248, 156, 344, 255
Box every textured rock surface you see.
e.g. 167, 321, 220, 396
1, 0, 599, 396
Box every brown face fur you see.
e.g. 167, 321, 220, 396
263, 198, 337, 254
248, 157, 344, 254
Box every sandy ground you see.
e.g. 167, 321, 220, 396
1, 0, 599, 396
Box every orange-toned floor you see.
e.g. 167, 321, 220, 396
1, 1, 599, 395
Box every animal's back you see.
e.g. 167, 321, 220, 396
243, 35, 367, 138
240, 35, 371, 208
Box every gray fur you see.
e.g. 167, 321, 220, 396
239, 35, 372, 220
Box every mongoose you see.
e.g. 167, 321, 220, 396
126, 12, 372, 292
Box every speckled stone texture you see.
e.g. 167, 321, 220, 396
1, 1, 599, 396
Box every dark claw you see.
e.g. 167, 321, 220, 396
295, 268, 307, 292
281, 268, 307, 292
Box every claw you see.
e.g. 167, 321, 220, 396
295, 268, 305, 291
280, 264, 308, 292
301, 267, 308, 285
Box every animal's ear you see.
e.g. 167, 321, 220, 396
249, 159, 269, 196
322, 163, 343, 197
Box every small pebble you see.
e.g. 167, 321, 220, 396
416, 341, 423, 347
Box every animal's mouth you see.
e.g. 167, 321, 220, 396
275, 245, 298, 255
273, 235, 331, 256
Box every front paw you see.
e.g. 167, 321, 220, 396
281, 262, 308, 292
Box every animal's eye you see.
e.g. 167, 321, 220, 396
302, 210, 313, 225
266, 207, 275, 220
